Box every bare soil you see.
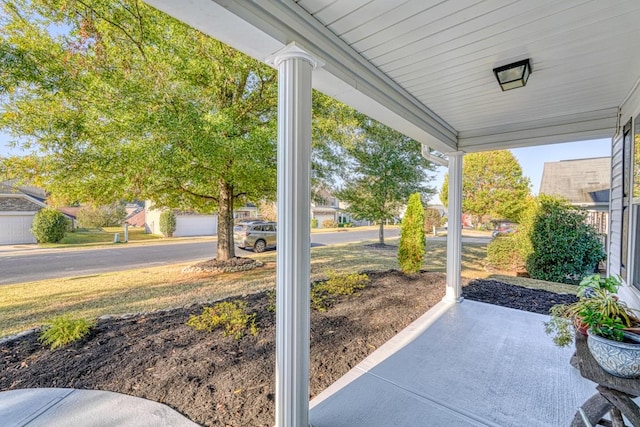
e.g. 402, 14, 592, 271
0, 271, 577, 426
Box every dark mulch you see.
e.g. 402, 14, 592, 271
0, 271, 573, 426
462, 279, 578, 314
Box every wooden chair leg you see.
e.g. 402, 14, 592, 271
571, 393, 613, 427
597, 386, 640, 427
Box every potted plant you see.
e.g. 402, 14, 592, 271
545, 274, 640, 378
544, 274, 626, 347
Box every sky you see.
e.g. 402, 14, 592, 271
427, 138, 611, 205
1, 131, 611, 202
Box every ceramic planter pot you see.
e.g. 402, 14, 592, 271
587, 330, 640, 378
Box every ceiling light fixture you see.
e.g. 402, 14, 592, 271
493, 59, 531, 91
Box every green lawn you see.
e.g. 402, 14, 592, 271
39, 227, 162, 248
0, 238, 574, 338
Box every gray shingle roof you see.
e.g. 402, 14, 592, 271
539, 157, 610, 206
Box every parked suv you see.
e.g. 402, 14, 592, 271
233, 221, 277, 253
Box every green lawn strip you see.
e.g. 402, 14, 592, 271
0, 238, 555, 338
38, 227, 161, 248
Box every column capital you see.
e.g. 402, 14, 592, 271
445, 151, 466, 157
266, 42, 323, 69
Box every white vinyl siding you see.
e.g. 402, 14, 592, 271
609, 135, 623, 276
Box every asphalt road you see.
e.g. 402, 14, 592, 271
0, 228, 401, 285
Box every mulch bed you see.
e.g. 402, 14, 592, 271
0, 271, 575, 426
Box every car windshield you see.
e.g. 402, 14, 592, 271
234, 225, 250, 232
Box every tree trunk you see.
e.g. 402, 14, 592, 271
217, 179, 236, 261
379, 222, 385, 245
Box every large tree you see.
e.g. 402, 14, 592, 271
440, 150, 531, 223
0, 0, 277, 260
337, 116, 435, 245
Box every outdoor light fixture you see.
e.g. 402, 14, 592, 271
493, 59, 531, 91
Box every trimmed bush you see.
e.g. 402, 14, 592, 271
310, 218, 319, 228
321, 219, 338, 228
398, 193, 425, 274
526, 196, 605, 284
76, 203, 126, 227
159, 210, 177, 237
423, 208, 442, 232
39, 315, 93, 350
186, 300, 258, 339
31, 208, 68, 243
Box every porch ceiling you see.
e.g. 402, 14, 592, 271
146, 0, 640, 153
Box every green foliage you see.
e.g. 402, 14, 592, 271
321, 219, 338, 228
310, 218, 319, 228
398, 193, 425, 274
526, 196, 606, 284
423, 208, 442, 232
311, 271, 369, 311
76, 202, 126, 228
336, 117, 435, 245
159, 210, 177, 237
440, 151, 531, 222
544, 274, 636, 346
487, 235, 522, 270
39, 315, 93, 350
186, 300, 258, 340
31, 208, 68, 243
0, 0, 279, 261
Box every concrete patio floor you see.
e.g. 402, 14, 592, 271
310, 299, 599, 427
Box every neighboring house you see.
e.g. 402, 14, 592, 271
311, 189, 370, 228
125, 208, 146, 227
57, 206, 80, 229
234, 203, 259, 221
0, 182, 47, 245
145, 205, 219, 237
539, 157, 611, 234
311, 189, 340, 227
144, 203, 258, 236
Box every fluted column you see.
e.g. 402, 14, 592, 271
267, 43, 318, 427
445, 151, 464, 302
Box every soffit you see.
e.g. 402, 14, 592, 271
146, 0, 640, 153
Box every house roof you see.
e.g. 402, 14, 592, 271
146, 0, 640, 153
0, 181, 47, 211
539, 157, 611, 206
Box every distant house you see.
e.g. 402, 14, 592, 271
311, 189, 370, 228
0, 181, 47, 245
539, 157, 611, 234
145, 203, 259, 237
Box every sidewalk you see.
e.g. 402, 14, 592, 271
0, 388, 199, 427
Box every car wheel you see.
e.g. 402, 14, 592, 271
254, 239, 266, 253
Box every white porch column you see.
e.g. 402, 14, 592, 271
267, 43, 318, 427
445, 151, 464, 302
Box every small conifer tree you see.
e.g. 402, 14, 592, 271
398, 193, 426, 274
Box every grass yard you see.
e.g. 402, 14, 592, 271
0, 238, 575, 338
39, 227, 162, 248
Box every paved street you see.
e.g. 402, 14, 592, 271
0, 228, 401, 285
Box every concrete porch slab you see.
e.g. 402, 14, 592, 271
310, 299, 598, 426
0, 388, 198, 426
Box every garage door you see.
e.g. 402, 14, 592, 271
175, 215, 218, 237
0, 214, 36, 245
